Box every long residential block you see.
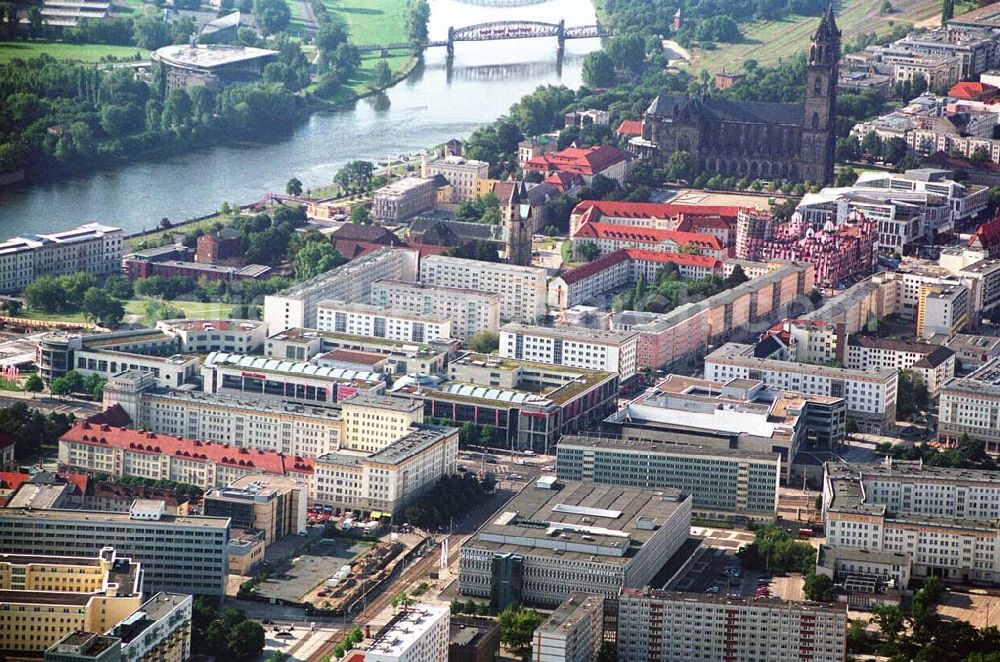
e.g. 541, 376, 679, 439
370, 280, 499, 338
316, 299, 454, 343
419, 255, 547, 323
500, 323, 639, 381
0, 223, 123, 293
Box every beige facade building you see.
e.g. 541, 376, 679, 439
421, 154, 490, 203
317, 300, 453, 343
939, 357, 1000, 451
419, 255, 548, 323
372, 177, 438, 223
341, 394, 423, 454
500, 323, 639, 381
531, 593, 605, 662
370, 280, 500, 338
0, 223, 123, 294
0, 548, 142, 653
844, 335, 955, 395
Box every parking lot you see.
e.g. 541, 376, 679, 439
254, 538, 372, 604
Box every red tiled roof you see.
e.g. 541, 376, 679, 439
62, 472, 89, 496
558, 248, 721, 285
543, 172, 583, 192
616, 119, 643, 137
571, 200, 741, 222
949, 81, 997, 100
675, 213, 733, 231
575, 221, 725, 250
61, 422, 315, 475
971, 210, 1000, 250
522, 144, 628, 177
0, 472, 28, 491
403, 241, 450, 257
320, 349, 386, 365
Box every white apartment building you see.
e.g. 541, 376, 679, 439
103, 371, 345, 458
419, 255, 548, 324
340, 394, 423, 454
939, 357, 1000, 451
844, 335, 956, 395
263, 248, 419, 334
155, 319, 268, 354
531, 593, 605, 662
421, 154, 490, 203
617, 588, 848, 662
705, 342, 898, 433
824, 461, 1000, 584
316, 300, 453, 343
500, 323, 639, 381
314, 426, 458, 516
366, 604, 449, 662
0, 223, 123, 293
946, 333, 1000, 370
113, 592, 193, 662
918, 283, 970, 339
370, 280, 499, 338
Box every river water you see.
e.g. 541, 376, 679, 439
0, 0, 599, 236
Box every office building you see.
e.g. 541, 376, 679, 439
705, 342, 897, 433
557, 435, 779, 522
36, 328, 198, 388
398, 352, 619, 454
203, 474, 307, 544
370, 280, 499, 338
0, 504, 229, 596
263, 248, 419, 333
0, 223, 123, 294
103, 370, 345, 458
844, 335, 955, 395
0, 548, 142, 653
421, 154, 490, 203
459, 480, 691, 607
500, 323, 639, 381
264, 327, 452, 374
823, 461, 1000, 584
419, 255, 547, 324
366, 603, 450, 662
154, 318, 267, 354
939, 357, 1000, 450
449, 617, 500, 662
108, 592, 192, 662
58, 422, 316, 496
917, 283, 970, 339
314, 425, 458, 518
531, 593, 605, 662
946, 333, 1000, 370
617, 588, 848, 662
372, 177, 438, 223
815, 545, 911, 591
339, 393, 423, 453
201, 351, 385, 404
316, 300, 453, 343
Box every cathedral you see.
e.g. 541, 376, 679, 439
633, 6, 841, 184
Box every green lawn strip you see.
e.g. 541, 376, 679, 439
0, 41, 149, 64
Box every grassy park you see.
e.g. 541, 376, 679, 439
0, 41, 149, 63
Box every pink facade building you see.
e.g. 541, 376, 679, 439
735, 209, 876, 287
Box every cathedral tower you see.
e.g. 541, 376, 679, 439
503, 181, 532, 267
800, 5, 840, 184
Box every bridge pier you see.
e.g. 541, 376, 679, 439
556, 18, 565, 51
447, 26, 454, 57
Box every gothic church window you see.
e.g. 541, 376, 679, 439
812, 112, 820, 130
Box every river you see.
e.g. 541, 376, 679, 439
0, 0, 599, 236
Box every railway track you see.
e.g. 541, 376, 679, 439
308, 534, 463, 661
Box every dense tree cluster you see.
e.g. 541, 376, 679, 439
0, 402, 74, 461
402, 474, 492, 528
875, 433, 996, 471
192, 598, 265, 661
738, 526, 816, 575
498, 606, 543, 649
612, 263, 749, 314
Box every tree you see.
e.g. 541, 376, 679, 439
253, 0, 290, 35
870, 604, 905, 643
286, 177, 303, 196
104, 275, 134, 300
582, 51, 615, 89
142, 300, 184, 326
803, 572, 834, 601
498, 606, 543, 649
293, 241, 344, 280
375, 60, 392, 88
605, 34, 645, 73
24, 276, 68, 312
24, 374, 43, 392
82, 287, 124, 328
665, 150, 694, 181
227, 620, 265, 660
50, 371, 84, 396
0, 298, 21, 317
405, 0, 430, 46
133, 14, 172, 49
350, 205, 371, 225
576, 242, 600, 262
27, 6, 44, 37
468, 332, 499, 354
84, 373, 106, 400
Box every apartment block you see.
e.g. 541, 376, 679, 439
0, 504, 229, 596
824, 461, 1000, 584
611, 305, 710, 371
0, 548, 142, 653
58, 422, 316, 497
459, 480, 691, 607
372, 177, 438, 223
370, 280, 499, 338
419, 255, 547, 323
154, 319, 267, 354
939, 357, 1000, 450
103, 370, 344, 458
0, 223, 123, 294
316, 300, 453, 343
531, 593, 605, 662
203, 474, 307, 544
314, 425, 458, 518
264, 327, 451, 374
500, 323, 639, 381
705, 342, 897, 433
366, 604, 449, 662
799, 274, 899, 334
946, 333, 1000, 370
108, 592, 192, 662
263, 248, 419, 333
917, 283, 969, 339
557, 435, 780, 522
616, 588, 848, 662
844, 335, 955, 395
340, 394, 423, 453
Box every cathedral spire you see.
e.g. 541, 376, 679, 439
813, 4, 841, 41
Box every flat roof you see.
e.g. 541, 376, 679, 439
707, 342, 896, 382
501, 323, 638, 345
463, 480, 689, 565
0, 507, 229, 528
619, 588, 847, 614
365, 426, 455, 465
368, 604, 448, 658
557, 435, 781, 463
817, 544, 910, 568
152, 44, 278, 69
342, 393, 423, 413
538, 593, 605, 634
